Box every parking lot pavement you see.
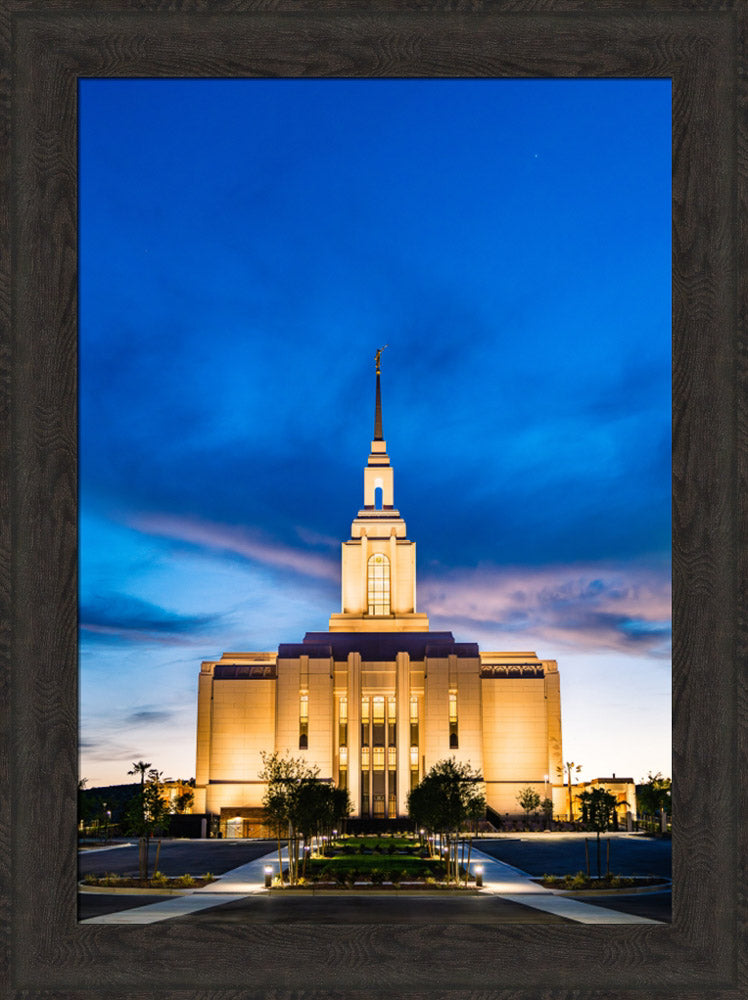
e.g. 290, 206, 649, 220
78, 838, 277, 879
477, 833, 671, 878
78, 835, 671, 925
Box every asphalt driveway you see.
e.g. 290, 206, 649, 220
477, 833, 671, 878
78, 838, 277, 879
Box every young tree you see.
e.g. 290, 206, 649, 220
407, 758, 485, 883
541, 797, 554, 830
124, 768, 170, 880
259, 751, 332, 885
578, 786, 616, 877
636, 772, 671, 821
78, 778, 93, 831
556, 761, 582, 822
127, 760, 153, 874
516, 786, 541, 825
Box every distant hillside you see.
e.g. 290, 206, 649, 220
79, 782, 140, 823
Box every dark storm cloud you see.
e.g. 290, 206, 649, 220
80, 593, 224, 644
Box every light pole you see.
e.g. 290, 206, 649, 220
474, 864, 483, 888
264, 865, 273, 889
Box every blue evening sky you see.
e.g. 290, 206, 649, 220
79, 78, 671, 788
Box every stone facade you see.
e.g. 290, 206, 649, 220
194, 366, 566, 829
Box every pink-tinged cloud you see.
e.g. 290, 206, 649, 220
420, 562, 671, 657
132, 514, 339, 583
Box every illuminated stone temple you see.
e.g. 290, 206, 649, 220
194, 354, 565, 836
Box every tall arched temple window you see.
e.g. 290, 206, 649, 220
367, 553, 391, 615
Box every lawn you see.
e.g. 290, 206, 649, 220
286, 836, 460, 884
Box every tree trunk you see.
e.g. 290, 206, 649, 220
277, 832, 283, 886
154, 838, 162, 875
596, 831, 601, 878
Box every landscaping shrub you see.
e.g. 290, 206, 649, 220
370, 868, 384, 884
176, 874, 195, 888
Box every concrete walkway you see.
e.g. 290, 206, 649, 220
81, 843, 661, 925
81, 850, 283, 924
468, 846, 660, 924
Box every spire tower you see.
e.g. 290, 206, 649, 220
373, 344, 386, 441
328, 346, 429, 632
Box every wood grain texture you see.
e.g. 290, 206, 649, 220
3, 1, 745, 998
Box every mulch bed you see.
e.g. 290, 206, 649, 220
81, 876, 215, 889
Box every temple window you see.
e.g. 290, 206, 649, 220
367, 553, 391, 615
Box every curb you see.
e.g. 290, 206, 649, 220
267, 887, 482, 896
542, 880, 671, 897
78, 881, 215, 896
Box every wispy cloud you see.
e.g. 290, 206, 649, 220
132, 513, 339, 582
122, 708, 175, 726
80, 593, 224, 645
421, 562, 671, 657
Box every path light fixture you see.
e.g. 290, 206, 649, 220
475, 865, 483, 888
264, 865, 273, 888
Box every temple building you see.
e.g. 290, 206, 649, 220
193, 355, 565, 835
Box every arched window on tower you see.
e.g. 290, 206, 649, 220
374, 486, 383, 510
367, 553, 391, 615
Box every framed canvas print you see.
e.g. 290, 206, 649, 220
4, 2, 745, 998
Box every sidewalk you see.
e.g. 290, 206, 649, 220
468, 846, 660, 924
81, 847, 282, 924
82, 843, 662, 925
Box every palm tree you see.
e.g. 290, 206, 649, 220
128, 761, 152, 878
557, 761, 582, 822
128, 760, 152, 789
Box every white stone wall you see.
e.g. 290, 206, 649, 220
481, 677, 550, 814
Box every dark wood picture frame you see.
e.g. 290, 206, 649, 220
3, 2, 745, 997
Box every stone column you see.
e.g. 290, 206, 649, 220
396, 651, 411, 816
347, 652, 361, 816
